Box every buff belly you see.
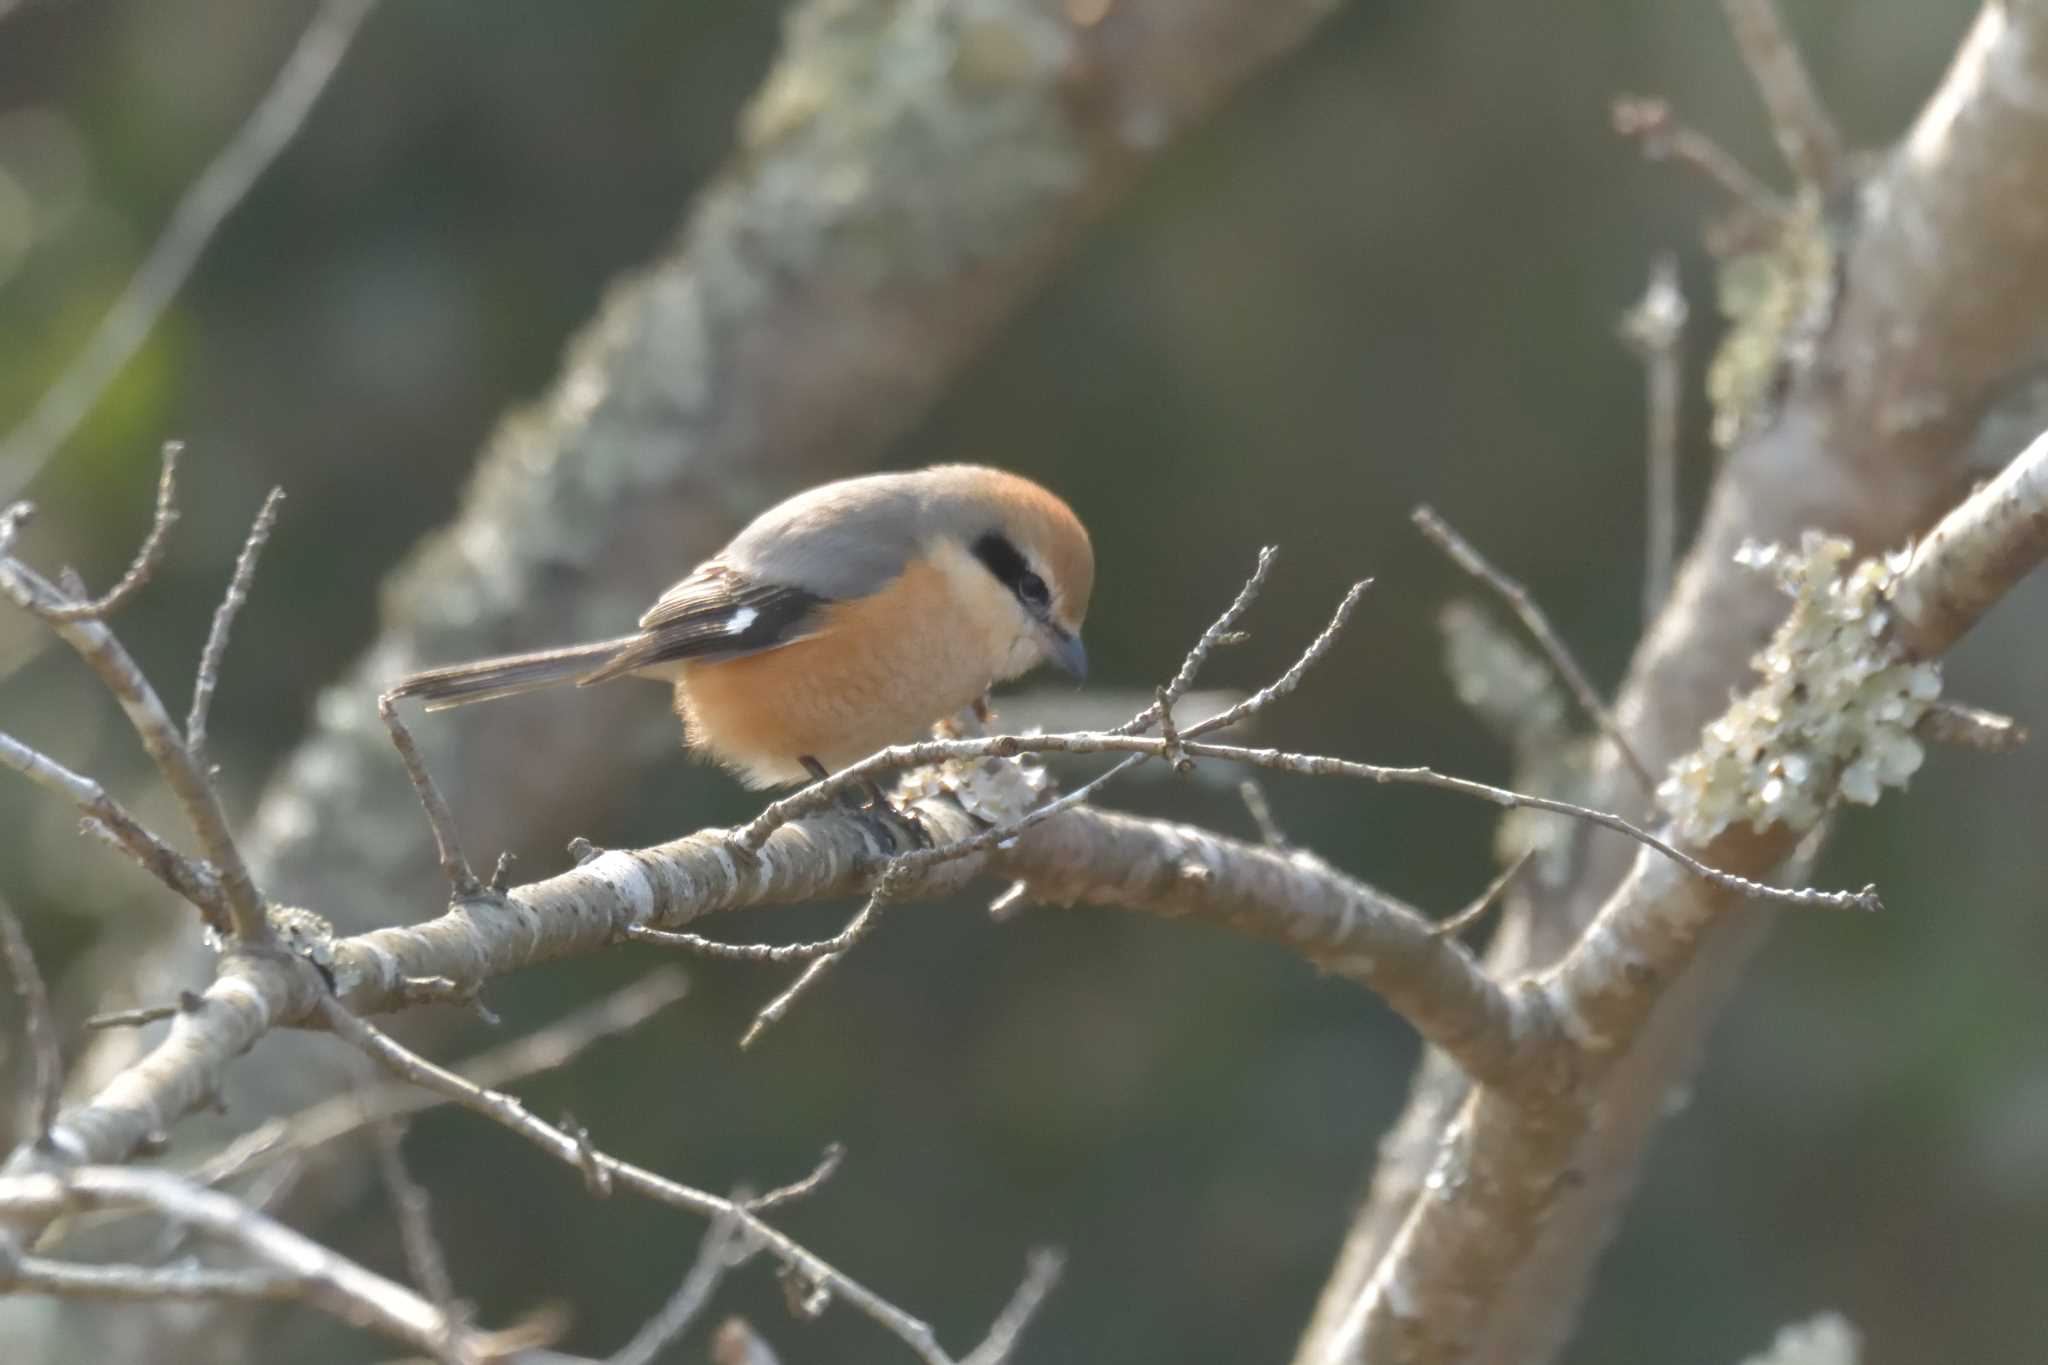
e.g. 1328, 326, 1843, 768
669, 556, 1020, 787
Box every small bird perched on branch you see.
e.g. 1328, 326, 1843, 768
387, 465, 1094, 788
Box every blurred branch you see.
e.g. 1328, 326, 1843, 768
961, 1248, 1066, 1365
186, 968, 688, 1186
1617, 254, 1690, 625
0, 1165, 475, 1360
0, 893, 60, 1148
1721, 0, 1846, 193
0, 1, 381, 494
1411, 506, 1657, 796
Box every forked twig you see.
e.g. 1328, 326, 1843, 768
38, 443, 182, 622
1413, 505, 1658, 797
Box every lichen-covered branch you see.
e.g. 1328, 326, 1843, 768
1311, 422, 2048, 1361
1301, 4, 2048, 1358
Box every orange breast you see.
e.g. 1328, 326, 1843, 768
672, 556, 1013, 787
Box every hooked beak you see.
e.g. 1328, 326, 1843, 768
1043, 627, 1087, 683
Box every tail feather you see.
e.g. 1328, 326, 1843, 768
386, 636, 641, 711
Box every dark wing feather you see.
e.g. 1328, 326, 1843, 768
577, 564, 829, 684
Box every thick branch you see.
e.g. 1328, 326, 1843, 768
1303, 6, 2048, 1359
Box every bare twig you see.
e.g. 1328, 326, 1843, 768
1611, 95, 1788, 215
739, 895, 889, 1049
0, 894, 61, 1148
740, 571, 1368, 848
189, 970, 687, 1186
366, 1111, 463, 1364
0, 0, 383, 493
624, 916, 873, 966
187, 486, 285, 765
1618, 254, 1689, 624
318, 999, 962, 1365
961, 1248, 1066, 1365
1413, 506, 1658, 797
83, 1003, 184, 1032
1238, 777, 1289, 848
38, 443, 182, 622
2, 1254, 310, 1304
1916, 700, 2028, 753
0, 557, 268, 941
0, 730, 225, 920
1431, 850, 1534, 941
610, 1212, 742, 1365
378, 694, 483, 901
1115, 545, 1277, 735
1176, 579, 1373, 743
745, 1144, 846, 1214
1721, 0, 1846, 193
0, 1165, 472, 1360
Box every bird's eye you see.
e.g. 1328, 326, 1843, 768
1017, 571, 1051, 611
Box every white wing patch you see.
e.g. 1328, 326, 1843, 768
726, 607, 758, 635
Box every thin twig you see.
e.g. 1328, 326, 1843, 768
0, 0, 384, 493
366, 1110, 463, 1364
378, 694, 483, 901
1237, 778, 1289, 848
0, 893, 61, 1148
961, 1248, 1066, 1365
187, 486, 285, 765
317, 999, 960, 1365
0, 1165, 472, 1360
2, 1254, 312, 1304
1177, 580, 1372, 743
0, 557, 269, 941
38, 443, 181, 622
1114, 545, 1276, 735
745, 1144, 845, 1214
1721, 0, 1846, 193
1617, 253, 1689, 625
624, 917, 872, 965
610, 1212, 742, 1365
187, 970, 688, 1187
84, 1003, 183, 1032
738, 572, 1366, 849
1916, 700, 2028, 753
1611, 95, 1788, 215
1430, 850, 1534, 941
739, 895, 890, 1050
1412, 506, 1659, 797
0, 729, 226, 921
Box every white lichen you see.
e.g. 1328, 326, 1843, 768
1660, 533, 1941, 842
1738, 1313, 1862, 1365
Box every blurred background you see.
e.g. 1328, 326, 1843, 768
1, 1, 2042, 1362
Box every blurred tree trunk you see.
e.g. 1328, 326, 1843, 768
7, 1, 1350, 1361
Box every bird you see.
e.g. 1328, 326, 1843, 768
385, 465, 1094, 789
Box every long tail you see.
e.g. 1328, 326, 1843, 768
385, 636, 642, 711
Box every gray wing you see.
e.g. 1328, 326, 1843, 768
579, 563, 830, 683
587, 473, 934, 684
